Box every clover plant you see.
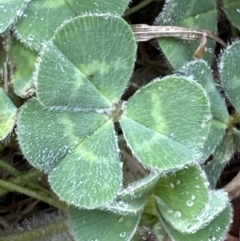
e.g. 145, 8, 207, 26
1, 0, 240, 241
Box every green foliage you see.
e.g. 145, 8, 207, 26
0, 0, 26, 34
179, 60, 229, 161
68, 207, 141, 241
9, 38, 37, 97
222, 0, 240, 30
1, 0, 240, 241
220, 40, 240, 112
15, 0, 130, 50
156, 0, 217, 69
0, 87, 17, 141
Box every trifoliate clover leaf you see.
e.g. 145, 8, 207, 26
17, 15, 136, 208
17, 14, 212, 210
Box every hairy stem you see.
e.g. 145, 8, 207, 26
0, 218, 72, 241
0, 179, 66, 210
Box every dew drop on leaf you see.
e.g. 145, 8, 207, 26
119, 231, 126, 238
187, 200, 194, 207
174, 211, 181, 217
118, 216, 124, 223
28, 34, 34, 41
215, 227, 221, 232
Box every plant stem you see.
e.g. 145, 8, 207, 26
0, 219, 72, 241
0, 179, 66, 210
0, 159, 22, 176
123, 0, 156, 17
0, 169, 44, 196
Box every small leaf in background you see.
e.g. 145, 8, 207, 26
120, 76, 211, 171
17, 99, 108, 173
35, 15, 136, 110
158, 188, 230, 234
160, 204, 232, 241
179, 60, 229, 161
156, 0, 217, 69
69, 0, 130, 16
15, 0, 130, 50
68, 207, 141, 241
222, 0, 240, 30
220, 40, 240, 112
108, 172, 160, 213
155, 165, 209, 232
15, 0, 73, 50
0, 0, 26, 34
49, 120, 122, 208
9, 37, 37, 97
204, 132, 235, 188
0, 88, 17, 141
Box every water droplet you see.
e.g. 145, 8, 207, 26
120, 231, 126, 238
237, 8, 240, 13
215, 227, 221, 232
208, 236, 216, 241
174, 211, 181, 217
170, 183, 175, 188
176, 180, 181, 185
187, 200, 194, 206
118, 217, 124, 223
28, 34, 34, 41
118, 200, 128, 209
191, 195, 196, 200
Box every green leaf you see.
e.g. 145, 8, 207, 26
15, 0, 73, 50
204, 132, 235, 188
179, 60, 229, 123
0, 0, 26, 33
0, 88, 17, 141
17, 99, 108, 172
223, 0, 240, 30
68, 207, 141, 241
35, 15, 136, 110
49, 120, 122, 208
160, 204, 232, 241
15, 0, 130, 50
10, 37, 37, 97
120, 76, 211, 171
68, 0, 130, 16
158, 188, 230, 234
156, 0, 217, 69
220, 40, 240, 112
155, 165, 209, 229
178, 60, 229, 161
108, 172, 160, 213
